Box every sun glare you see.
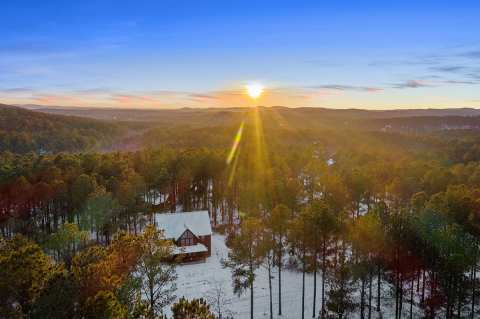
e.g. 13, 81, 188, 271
246, 83, 264, 99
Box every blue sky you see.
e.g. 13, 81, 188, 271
1, 0, 479, 108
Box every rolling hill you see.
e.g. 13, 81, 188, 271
0, 104, 125, 153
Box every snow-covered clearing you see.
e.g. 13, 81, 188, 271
167, 234, 397, 318
167, 234, 316, 318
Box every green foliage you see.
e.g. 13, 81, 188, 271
83, 290, 128, 319
223, 217, 264, 296
135, 225, 177, 318
80, 192, 119, 237
0, 104, 122, 154
0, 235, 58, 317
45, 222, 89, 266
30, 271, 77, 319
5, 106, 480, 318
326, 253, 357, 319
171, 297, 215, 319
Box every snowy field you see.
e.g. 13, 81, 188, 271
167, 234, 396, 319
167, 234, 315, 318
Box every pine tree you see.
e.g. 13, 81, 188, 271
269, 204, 291, 316
326, 251, 357, 319
135, 225, 177, 318
289, 210, 310, 319
222, 217, 264, 319
305, 200, 338, 318
171, 297, 215, 319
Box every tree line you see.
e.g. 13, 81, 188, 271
2, 120, 480, 317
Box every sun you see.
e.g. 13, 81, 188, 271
246, 83, 264, 99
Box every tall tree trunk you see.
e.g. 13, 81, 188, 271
472, 256, 477, 319
361, 276, 366, 319
377, 263, 381, 312
409, 277, 414, 319
313, 253, 317, 318
302, 253, 306, 319
446, 276, 452, 319
395, 268, 399, 319
321, 241, 327, 318
268, 260, 273, 319
430, 271, 436, 319
368, 271, 373, 319
421, 268, 426, 306
417, 269, 421, 293
171, 181, 176, 213
457, 276, 461, 319
399, 275, 403, 319
149, 281, 155, 319
250, 262, 254, 319
278, 242, 283, 316
250, 280, 254, 319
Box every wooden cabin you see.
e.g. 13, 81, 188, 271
155, 210, 212, 262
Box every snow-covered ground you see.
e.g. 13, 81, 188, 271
168, 234, 324, 318
167, 234, 405, 318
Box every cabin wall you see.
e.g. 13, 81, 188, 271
197, 234, 211, 256
175, 231, 212, 259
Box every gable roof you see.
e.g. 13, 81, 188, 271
155, 210, 212, 240
178, 228, 197, 240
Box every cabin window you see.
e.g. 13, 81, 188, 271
179, 230, 195, 246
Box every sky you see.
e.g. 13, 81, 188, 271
1, 0, 480, 109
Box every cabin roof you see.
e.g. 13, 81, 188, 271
172, 243, 208, 255
155, 210, 212, 240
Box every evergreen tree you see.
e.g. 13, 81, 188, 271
326, 252, 357, 319
135, 225, 177, 318
223, 217, 264, 319
171, 297, 215, 319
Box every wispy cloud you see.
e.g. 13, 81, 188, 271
443, 80, 477, 85
188, 93, 219, 101
73, 88, 113, 95
461, 50, 480, 59
305, 84, 383, 92
369, 57, 441, 67
32, 94, 86, 105
0, 87, 35, 93
111, 94, 161, 105
430, 65, 467, 73
392, 80, 432, 89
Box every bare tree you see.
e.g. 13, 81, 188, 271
205, 280, 234, 319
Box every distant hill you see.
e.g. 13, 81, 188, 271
8, 103, 480, 153
0, 104, 124, 153
19, 104, 480, 122
352, 115, 480, 132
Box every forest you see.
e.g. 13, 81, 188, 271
2, 105, 480, 318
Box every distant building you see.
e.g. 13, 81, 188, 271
155, 210, 212, 262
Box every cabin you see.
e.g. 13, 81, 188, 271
155, 210, 212, 262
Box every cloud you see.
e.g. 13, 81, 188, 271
109, 94, 165, 108
73, 88, 113, 95
188, 93, 219, 101
369, 57, 441, 67
32, 94, 86, 105
430, 66, 466, 73
0, 41, 58, 55
0, 87, 34, 94
306, 84, 383, 92
461, 50, 480, 59
392, 80, 431, 89
443, 80, 477, 85
467, 72, 480, 80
